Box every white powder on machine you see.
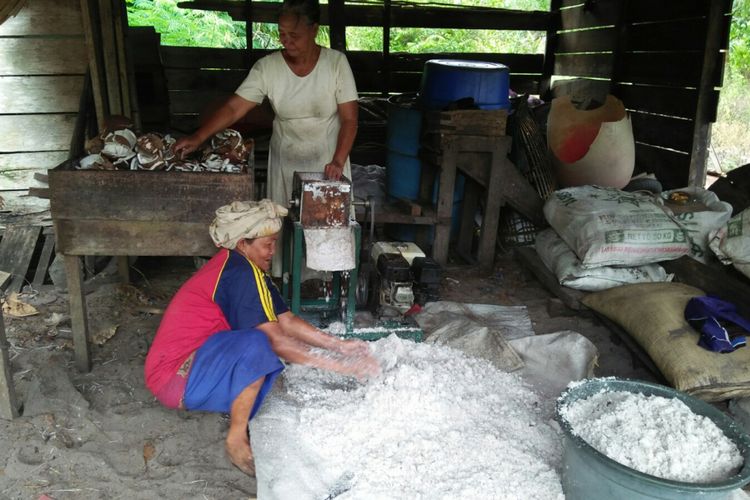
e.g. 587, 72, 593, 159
560, 389, 744, 483
303, 226, 356, 271
258, 336, 564, 499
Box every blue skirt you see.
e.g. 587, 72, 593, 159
183, 329, 284, 418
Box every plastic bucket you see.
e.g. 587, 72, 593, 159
419, 59, 510, 111
386, 93, 422, 201
556, 378, 750, 500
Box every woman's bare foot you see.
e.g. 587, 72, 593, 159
225, 433, 255, 477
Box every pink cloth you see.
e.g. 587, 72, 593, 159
144, 250, 232, 397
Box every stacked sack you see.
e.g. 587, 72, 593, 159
536, 185, 731, 291
709, 207, 750, 280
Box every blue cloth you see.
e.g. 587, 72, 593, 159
183, 329, 284, 417
685, 296, 750, 353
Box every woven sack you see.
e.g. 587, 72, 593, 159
582, 282, 750, 402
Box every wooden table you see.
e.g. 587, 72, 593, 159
49, 160, 254, 372
421, 134, 546, 271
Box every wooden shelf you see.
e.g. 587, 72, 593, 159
356, 201, 437, 226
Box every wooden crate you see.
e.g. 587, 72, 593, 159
424, 108, 508, 137
48, 159, 254, 256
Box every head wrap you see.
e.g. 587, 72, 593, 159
209, 199, 288, 249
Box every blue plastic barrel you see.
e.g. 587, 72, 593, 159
386, 93, 422, 201
420, 59, 510, 111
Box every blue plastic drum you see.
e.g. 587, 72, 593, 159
386, 93, 423, 201
419, 59, 510, 111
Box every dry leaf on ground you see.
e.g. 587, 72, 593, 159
2, 293, 39, 317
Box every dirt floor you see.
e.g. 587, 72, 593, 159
0, 249, 658, 499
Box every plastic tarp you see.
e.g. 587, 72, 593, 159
251, 303, 599, 499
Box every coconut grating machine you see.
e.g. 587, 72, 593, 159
281, 172, 433, 341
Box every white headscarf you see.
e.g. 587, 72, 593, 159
209, 199, 288, 249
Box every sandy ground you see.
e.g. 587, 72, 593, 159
0, 251, 656, 499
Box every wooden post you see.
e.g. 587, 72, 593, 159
112, 0, 131, 116
64, 255, 91, 372
32, 232, 56, 287
382, 0, 391, 96
244, 0, 253, 57
432, 143, 457, 266
98, 0, 123, 115
0, 311, 19, 419
328, 0, 346, 51
80, 0, 108, 130
476, 141, 507, 271
689, 0, 728, 187
117, 255, 130, 284
539, 0, 561, 100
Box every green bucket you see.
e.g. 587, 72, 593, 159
556, 378, 750, 500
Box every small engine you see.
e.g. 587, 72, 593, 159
371, 242, 441, 314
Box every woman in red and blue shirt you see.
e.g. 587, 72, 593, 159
144, 199, 378, 476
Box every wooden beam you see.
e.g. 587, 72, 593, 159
0, 168, 50, 190
98, 0, 123, 115
0, 0, 82, 36
32, 232, 55, 286
0, 152, 68, 170
689, 0, 728, 187
70, 69, 93, 160
80, 0, 107, 130
382, 0, 391, 96
0, 115, 77, 153
0, 312, 19, 420
0, 225, 41, 293
539, 0, 561, 100
662, 256, 750, 319
179, 2, 551, 30
63, 254, 91, 372
112, 0, 132, 117
329, 0, 346, 51
0, 38, 87, 75
0, 76, 84, 113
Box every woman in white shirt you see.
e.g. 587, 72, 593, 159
174, 0, 359, 273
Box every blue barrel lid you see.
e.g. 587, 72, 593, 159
425, 59, 508, 72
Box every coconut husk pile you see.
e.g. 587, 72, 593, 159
76, 118, 253, 173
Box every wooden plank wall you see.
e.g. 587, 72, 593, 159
545, 0, 732, 189
0, 0, 85, 214
131, 2, 549, 134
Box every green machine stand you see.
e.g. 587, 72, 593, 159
280, 220, 423, 342
282, 171, 423, 342
281, 220, 361, 333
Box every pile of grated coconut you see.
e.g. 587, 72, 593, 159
560, 388, 744, 483
253, 335, 564, 499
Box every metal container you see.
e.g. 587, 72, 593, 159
291, 172, 351, 228
556, 378, 750, 500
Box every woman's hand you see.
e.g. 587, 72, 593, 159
324, 159, 345, 180
335, 338, 372, 357
172, 134, 204, 159
341, 352, 382, 381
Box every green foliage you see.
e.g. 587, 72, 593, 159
730, 0, 750, 79
126, 0, 549, 53
126, 0, 247, 48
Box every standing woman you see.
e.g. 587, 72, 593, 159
173, 0, 359, 274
